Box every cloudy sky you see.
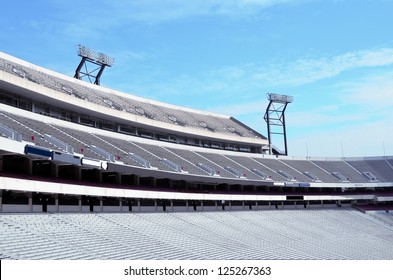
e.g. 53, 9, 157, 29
1, 0, 393, 157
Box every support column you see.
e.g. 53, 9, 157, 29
133, 175, 140, 186
28, 159, 33, 175
97, 170, 103, 183
51, 164, 59, 178
115, 173, 122, 185
78, 196, 82, 212
137, 200, 141, 212
76, 167, 82, 181
120, 200, 123, 212
0, 190, 3, 213
99, 198, 103, 212
55, 194, 59, 213
28, 193, 33, 212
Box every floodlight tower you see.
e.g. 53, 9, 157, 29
74, 45, 114, 86
264, 93, 294, 156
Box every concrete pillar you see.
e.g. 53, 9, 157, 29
137, 200, 141, 212
76, 167, 82, 180
78, 196, 82, 212
55, 195, 59, 213
99, 198, 103, 212
28, 193, 33, 212
0, 191, 3, 212
133, 175, 140, 186
51, 164, 59, 178
120, 200, 123, 212
97, 170, 103, 183
201, 201, 204, 212
28, 159, 33, 175
170, 200, 174, 212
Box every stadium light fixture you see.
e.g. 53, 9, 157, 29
76, 45, 115, 67
264, 93, 294, 156
267, 93, 294, 104
74, 45, 115, 85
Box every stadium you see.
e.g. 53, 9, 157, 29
1, 49, 393, 260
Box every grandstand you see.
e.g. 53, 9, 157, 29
1, 51, 393, 260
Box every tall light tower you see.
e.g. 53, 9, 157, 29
74, 45, 114, 86
264, 93, 293, 156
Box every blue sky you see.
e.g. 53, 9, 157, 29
1, 0, 393, 157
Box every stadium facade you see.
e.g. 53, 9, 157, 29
1, 51, 393, 213
2, 51, 393, 260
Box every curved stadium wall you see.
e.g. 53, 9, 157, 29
1, 52, 393, 213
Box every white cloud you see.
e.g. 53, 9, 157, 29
339, 71, 393, 109
286, 71, 393, 157
252, 48, 393, 86
147, 47, 393, 99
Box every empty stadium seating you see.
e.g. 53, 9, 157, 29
1, 209, 393, 260
0, 54, 263, 139
2, 107, 393, 184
